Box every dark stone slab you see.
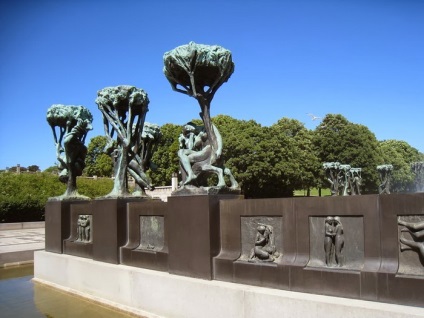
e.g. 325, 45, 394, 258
45, 200, 89, 253
120, 200, 168, 271
377, 193, 424, 306
168, 195, 243, 279
92, 197, 141, 264
291, 266, 361, 298
214, 198, 295, 288
63, 202, 93, 259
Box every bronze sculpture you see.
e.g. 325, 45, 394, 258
47, 104, 93, 199
96, 85, 154, 197
164, 42, 239, 193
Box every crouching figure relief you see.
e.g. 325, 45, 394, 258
249, 224, 280, 262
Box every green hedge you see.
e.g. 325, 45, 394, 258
0, 172, 113, 223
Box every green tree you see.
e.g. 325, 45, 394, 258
379, 140, 422, 192
148, 123, 181, 186
313, 114, 382, 193
269, 118, 321, 195
27, 165, 40, 172
213, 115, 267, 197
84, 136, 113, 177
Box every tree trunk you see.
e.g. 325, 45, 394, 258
110, 146, 128, 196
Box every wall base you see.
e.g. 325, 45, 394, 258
34, 251, 424, 318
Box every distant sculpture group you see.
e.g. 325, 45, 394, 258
47, 42, 241, 199
323, 162, 362, 196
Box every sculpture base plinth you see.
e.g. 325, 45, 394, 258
63, 201, 93, 259
167, 194, 243, 279
120, 199, 168, 272
91, 197, 141, 264
45, 199, 89, 253
171, 185, 241, 196
34, 251, 423, 318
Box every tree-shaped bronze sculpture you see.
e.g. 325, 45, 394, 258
47, 104, 93, 199
377, 164, 393, 194
411, 162, 424, 193
96, 85, 153, 197
163, 42, 239, 193
132, 122, 161, 197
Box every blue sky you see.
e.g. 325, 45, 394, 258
0, 0, 423, 170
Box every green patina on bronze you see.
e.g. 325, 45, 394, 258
96, 85, 152, 197
47, 104, 93, 199
163, 42, 239, 193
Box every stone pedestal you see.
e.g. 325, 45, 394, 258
120, 199, 168, 271
63, 201, 93, 259
45, 200, 88, 253
167, 194, 243, 279
92, 198, 139, 264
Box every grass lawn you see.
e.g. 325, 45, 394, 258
294, 188, 331, 197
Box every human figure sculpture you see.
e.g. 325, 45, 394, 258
377, 164, 393, 194
324, 216, 335, 265
96, 85, 154, 197
324, 216, 344, 267
177, 122, 238, 188
163, 42, 240, 192
131, 122, 161, 196
398, 219, 424, 258
76, 215, 91, 242
47, 105, 93, 198
249, 224, 279, 262
349, 168, 362, 195
334, 217, 345, 266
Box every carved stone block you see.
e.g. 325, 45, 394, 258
137, 216, 165, 251
308, 216, 364, 270
238, 216, 282, 263
63, 202, 93, 259
397, 215, 424, 276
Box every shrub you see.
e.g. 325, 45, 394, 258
0, 173, 113, 222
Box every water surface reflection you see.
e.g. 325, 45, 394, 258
0, 265, 140, 317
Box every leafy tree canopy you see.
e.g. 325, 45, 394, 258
379, 139, 422, 192
313, 114, 381, 193
84, 136, 113, 177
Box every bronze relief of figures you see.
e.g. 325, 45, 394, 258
398, 219, 424, 259
249, 224, 280, 262
76, 215, 91, 243
324, 216, 344, 267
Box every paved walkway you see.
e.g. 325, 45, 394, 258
0, 228, 45, 267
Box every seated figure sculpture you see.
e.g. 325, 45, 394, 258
177, 122, 238, 189
249, 224, 279, 262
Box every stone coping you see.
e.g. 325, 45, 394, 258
0, 222, 45, 231
34, 251, 424, 318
